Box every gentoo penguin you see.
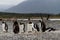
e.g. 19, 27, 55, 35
19, 22, 25, 33
5, 22, 8, 32
41, 21, 46, 32
13, 21, 19, 34
34, 23, 40, 32
37, 20, 42, 32
27, 21, 34, 33
2, 21, 8, 32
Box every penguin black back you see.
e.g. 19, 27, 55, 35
5, 23, 8, 32
13, 21, 19, 34
41, 21, 46, 32
34, 23, 40, 32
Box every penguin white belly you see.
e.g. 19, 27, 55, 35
2, 24, 5, 31
38, 23, 42, 32
27, 24, 33, 32
19, 25, 24, 33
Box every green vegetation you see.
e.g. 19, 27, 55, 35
0, 12, 60, 19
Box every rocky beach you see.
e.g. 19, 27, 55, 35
0, 20, 60, 40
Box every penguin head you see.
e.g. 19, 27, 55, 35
2, 21, 6, 23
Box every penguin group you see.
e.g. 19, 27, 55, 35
2, 20, 56, 34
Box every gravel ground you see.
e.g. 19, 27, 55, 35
0, 32, 60, 40
0, 20, 60, 40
